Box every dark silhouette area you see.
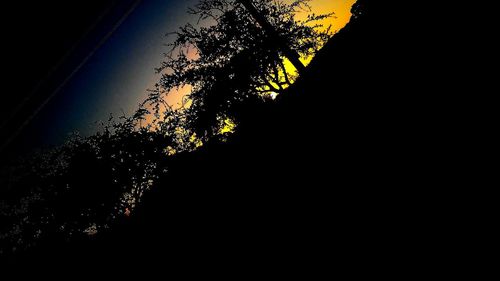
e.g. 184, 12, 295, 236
239, 0, 307, 73
1, 0, 432, 274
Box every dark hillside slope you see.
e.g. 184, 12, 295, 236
9, 1, 427, 272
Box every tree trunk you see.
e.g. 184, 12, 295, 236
238, 0, 306, 74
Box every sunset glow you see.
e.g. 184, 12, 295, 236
163, 0, 357, 107
278, 0, 357, 87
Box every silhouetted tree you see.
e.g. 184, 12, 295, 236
238, 0, 306, 73
1, 0, 334, 257
151, 0, 333, 134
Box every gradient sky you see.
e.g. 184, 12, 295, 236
31, 0, 356, 145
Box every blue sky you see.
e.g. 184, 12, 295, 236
32, 0, 198, 144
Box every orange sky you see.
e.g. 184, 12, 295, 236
293, 0, 357, 32
145, 0, 356, 113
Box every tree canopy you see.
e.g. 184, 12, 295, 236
1, 0, 335, 257
146, 0, 333, 135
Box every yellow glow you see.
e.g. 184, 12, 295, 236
167, 0, 357, 105
293, 0, 357, 33
163, 130, 204, 157
218, 117, 237, 135
164, 146, 177, 156
259, 0, 357, 99
189, 133, 204, 148
158, 1, 357, 115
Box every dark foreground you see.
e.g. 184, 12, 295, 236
3, 1, 436, 275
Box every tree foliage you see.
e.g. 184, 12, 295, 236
150, 0, 333, 134
1, 0, 334, 256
